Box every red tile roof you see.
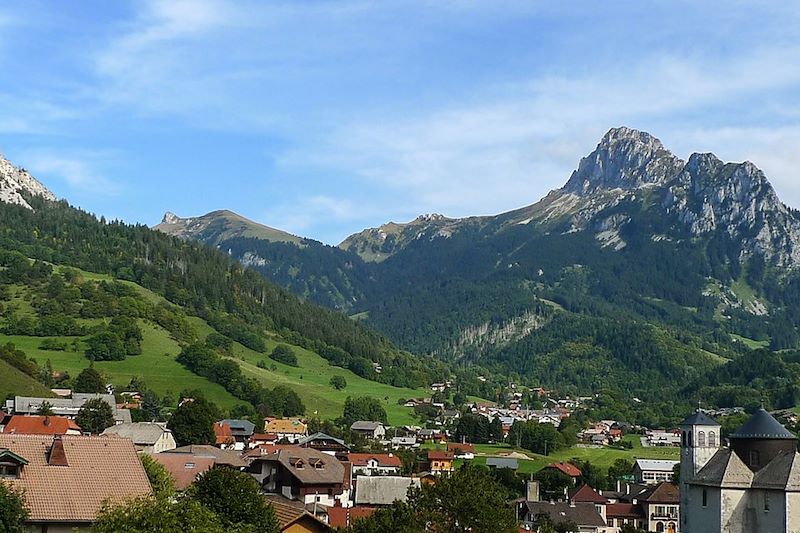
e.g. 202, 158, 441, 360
213, 422, 234, 446
327, 505, 377, 528
447, 442, 475, 454
546, 461, 582, 477
348, 453, 402, 467
569, 484, 608, 503
0, 434, 151, 522
2, 415, 81, 436
427, 450, 454, 460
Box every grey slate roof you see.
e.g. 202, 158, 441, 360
681, 411, 720, 427
219, 419, 255, 437
730, 409, 796, 440
297, 432, 348, 447
752, 450, 800, 491
691, 449, 754, 488
354, 475, 420, 505
102, 422, 171, 445
14, 394, 130, 424
350, 421, 385, 432
486, 457, 519, 469
525, 501, 606, 528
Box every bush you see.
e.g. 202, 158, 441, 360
39, 338, 69, 351
269, 344, 298, 367
330, 375, 347, 390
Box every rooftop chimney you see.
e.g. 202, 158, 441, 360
48, 435, 68, 466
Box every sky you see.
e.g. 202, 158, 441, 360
1, 1, 799, 245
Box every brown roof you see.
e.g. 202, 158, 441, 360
447, 442, 475, 454
265, 418, 307, 434
256, 446, 345, 485
148, 453, 216, 490
569, 484, 609, 503
2, 415, 81, 435
213, 422, 235, 446
348, 453, 402, 467
545, 461, 582, 477
427, 450, 454, 460
267, 496, 331, 532
165, 445, 247, 468
642, 482, 680, 504
607, 503, 644, 519
328, 505, 377, 528
0, 434, 151, 523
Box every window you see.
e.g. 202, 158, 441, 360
702, 489, 707, 508
698, 431, 706, 447
0, 463, 20, 478
749, 450, 760, 468
764, 492, 770, 512
682, 431, 687, 446
656, 523, 664, 533
688, 432, 693, 447
709, 431, 717, 447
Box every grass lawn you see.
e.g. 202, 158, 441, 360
428, 435, 680, 474
730, 333, 769, 350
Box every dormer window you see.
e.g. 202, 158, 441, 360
0, 462, 20, 478
0, 450, 28, 479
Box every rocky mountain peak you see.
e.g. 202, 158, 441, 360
161, 211, 182, 225
0, 152, 56, 209
563, 126, 684, 196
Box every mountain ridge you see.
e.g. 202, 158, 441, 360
0, 152, 56, 209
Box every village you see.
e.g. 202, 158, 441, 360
6, 377, 791, 532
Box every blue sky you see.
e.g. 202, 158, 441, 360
1, 1, 799, 244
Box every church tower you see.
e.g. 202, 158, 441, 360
679, 410, 722, 481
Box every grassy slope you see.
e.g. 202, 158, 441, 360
0, 359, 55, 399
2, 265, 428, 423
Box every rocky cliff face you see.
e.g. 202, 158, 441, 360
0, 153, 56, 208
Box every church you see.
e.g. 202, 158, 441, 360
680, 408, 800, 532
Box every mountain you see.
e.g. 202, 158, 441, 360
155, 209, 304, 246
156, 127, 800, 410
0, 152, 56, 208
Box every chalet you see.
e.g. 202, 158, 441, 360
213, 421, 235, 448
427, 450, 454, 474
391, 436, 418, 448
250, 433, 279, 447
354, 475, 420, 506
266, 418, 309, 443
349, 421, 386, 440
633, 459, 678, 484
148, 452, 217, 490
102, 422, 176, 453
0, 434, 151, 529
248, 446, 350, 508
1, 415, 82, 436
217, 419, 256, 450
543, 461, 582, 480
348, 453, 402, 476
298, 432, 350, 458
446, 442, 475, 459
162, 444, 247, 469
521, 501, 606, 532
417, 428, 444, 442
569, 484, 609, 523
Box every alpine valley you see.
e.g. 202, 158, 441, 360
157, 127, 800, 417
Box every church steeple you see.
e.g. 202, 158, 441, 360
680, 410, 721, 480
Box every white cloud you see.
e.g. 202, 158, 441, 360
21, 152, 121, 196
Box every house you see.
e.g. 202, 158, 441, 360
646, 429, 682, 447
606, 502, 645, 531
102, 422, 176, 453
391, 436, 418, 449
267, 496, 331, 532
2, 415, 82, 436
354, 475, 420, 506
298, 432, 350, 458
427, 450, 454, 474
327, 504, 378, 529
417, 428, 444, 442
349, 421, 386, 440
148, 452, 217, 490
6, 394, 132, 425
163, 444, 247, 469
543, 461, 582, 480
250, 433, 279, 447
0, 434, 151, 529
217, 419, 256, 450
348, 453, 402, 476
446, 442, 475, 459
247, 446, 350, 508
569, 484, 609, 523
680, 408, 800, 533
638, 482, 680, 533
633, 459, 679, 484
213, 421, 235, 448
521, 501, 606, 532
486, 457, 519, 471
266, 418, 309, 443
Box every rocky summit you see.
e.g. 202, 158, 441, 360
0, 153, 55, 209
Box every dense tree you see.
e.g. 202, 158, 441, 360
269, 344, 298, 366
76, 398, 115, 434
167, 397, 218, 446
73, 366, 105, 393
607, 458, 634, 487
92, 496, 225, 533
140, 454, 176, 499
341, 396, 387, 426
190, 467, 278, 533
85, 330, 126, 361
0, 482, 28, 533
329, 375, 347, 390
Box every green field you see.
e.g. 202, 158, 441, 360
1, 267, 429, 424
0, 359, 54, 399
429, 435, 680, 474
